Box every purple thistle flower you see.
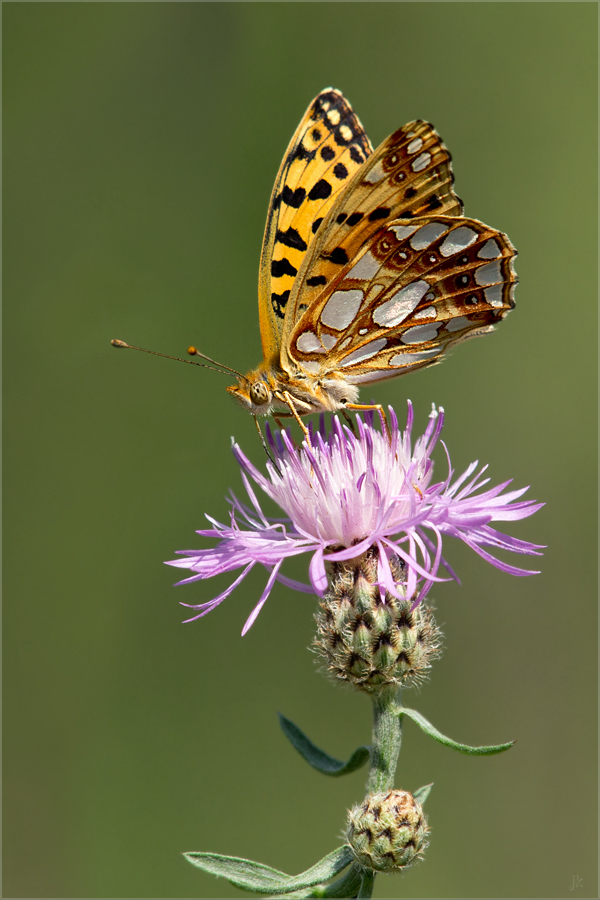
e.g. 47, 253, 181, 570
166, 404, 544, 635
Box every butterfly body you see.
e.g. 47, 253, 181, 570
227, 360, 359, 417
225, 88, 517, 420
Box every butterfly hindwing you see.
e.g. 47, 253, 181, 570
258, 89, 372, 364
287, 216, 517, 383
282, 121, 464, 352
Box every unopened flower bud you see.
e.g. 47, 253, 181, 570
347, 790, 429, 871
314, 550, 441, 692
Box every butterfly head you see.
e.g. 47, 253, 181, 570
226, 366, 275, 416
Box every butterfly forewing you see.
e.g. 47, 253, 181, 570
282, 121, 464, 347
258, 89, 372, 364
287, 216, 517, 383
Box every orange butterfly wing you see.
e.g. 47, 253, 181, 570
258, 89, 372, 365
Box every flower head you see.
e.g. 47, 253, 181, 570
166, 404, 544, 634
347, 790, 429, 871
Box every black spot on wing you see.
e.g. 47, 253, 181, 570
321, 146, 335, 161
271, 290, 290, 318
404, 187, 417, 199
368, 207, 391, 222
346, 212, 364, 226
322, 247, 349, 265
308, 179, 333, 201
275, 227, 308, 251
291, 143, 316, 163
271, 258, 298, 278
312, 128, 322, 141
333, 162, 349, 179
427, 195, 442, 210
350, 146, 364, 165
311, 217, 324, 234
307, 275, 327, 287
336, 213, 347, 224
280, 185, 306, 208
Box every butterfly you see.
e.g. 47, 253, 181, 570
225, 88, 517, 428
114, 89, 517, 432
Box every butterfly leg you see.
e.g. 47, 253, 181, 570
269, 411, 303, 450
341, 409, 358, 436
344, 403, 390, 441
273, 414, 288, 432
276, 391, 312, 445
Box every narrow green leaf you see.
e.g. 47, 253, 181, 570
275, 846, 354, 892
183, 845, 354, 894
266, 862, 363, 899
279, 713, 370, 776
399, 707, 514, 755
183, 852, 289, 892
413, 782, 434, 805
263, 890, 326, 899
263, 890, 325, 899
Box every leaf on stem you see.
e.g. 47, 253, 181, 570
412, 783, 434, 805
279, 713, 370, 776
398, 707, 514, 755
183, 845, 354, 894
266, 861, 364, 898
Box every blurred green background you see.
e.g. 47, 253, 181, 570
4, 3, 597, 898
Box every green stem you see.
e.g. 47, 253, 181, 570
356, 868, 376, 898
366, 685, 403, 795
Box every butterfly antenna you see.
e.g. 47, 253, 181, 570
111, 339, 241, 378
186, 346, 244, 378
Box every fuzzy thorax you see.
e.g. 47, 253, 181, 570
314, 550, 441, 692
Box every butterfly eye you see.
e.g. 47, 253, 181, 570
250, 382, 270, 406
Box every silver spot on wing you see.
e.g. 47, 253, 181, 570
347, 251, 380, 281
321, 289, 364, 330
339, 338, 388, 367
410, 222, 448, 250
373, 280, 430, 327
439, 227, 478, 257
